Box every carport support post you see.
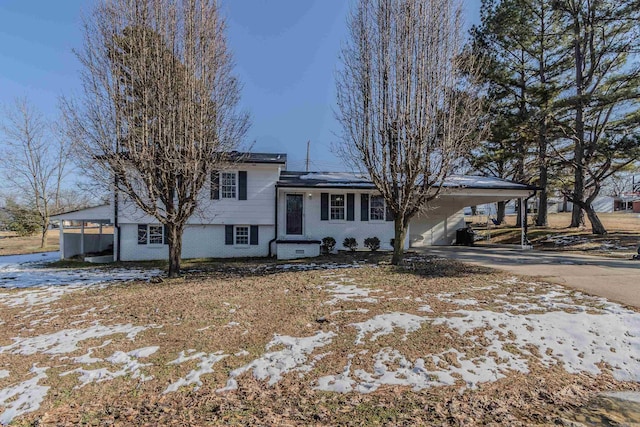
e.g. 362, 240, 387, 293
520, 197, 525, 249
80, 221, 85, 257
59, 221, 65, 259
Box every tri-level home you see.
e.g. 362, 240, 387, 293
52, 152, 536, 261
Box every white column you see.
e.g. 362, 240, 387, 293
520, 198, 525, 248
59, 221, 65, 260
80, 221, 85, 256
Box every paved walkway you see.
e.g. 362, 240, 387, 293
420, 246, 640, 309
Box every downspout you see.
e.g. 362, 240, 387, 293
268, 184, 278, 257
114, 177, 121, 262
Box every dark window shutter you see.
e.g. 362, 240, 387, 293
163, 225, 169, 245
250, 225, 258, 245
211, 171, 220, 200
238, 171, 247, 200
320, 193, 329, 221
360, 194, 369, 221
137, 224, 147, 245
347, 193, 355, 221
386, 205, 395, 221
225, 225, 234, 245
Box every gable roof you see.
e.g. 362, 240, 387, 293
277, 171, 537, 191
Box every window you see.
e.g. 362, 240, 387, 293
221, 172, 237, 199
138, 224, 164, 245
148, 225, 164, 244
137, 225, 148, 245
370, 195, 385, 220
235, 226, 249, 245
330, 194, 345, 220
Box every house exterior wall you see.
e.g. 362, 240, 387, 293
277, 188, 407, 251
117, 163, 280, 260
117, 164, 280, 225
119, 223, 273, 260
409, 203, 466, 247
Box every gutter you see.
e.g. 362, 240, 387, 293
268, 184, 279, 257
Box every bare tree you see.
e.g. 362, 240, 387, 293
62, 0, 249, 277
336, 0, 485, 264
0, 98, 72, 248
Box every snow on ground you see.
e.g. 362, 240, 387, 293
0, 365, 49, 426
0, 324, 152, 356
350, 313, 427, 344
216, 331, 336, 393
323, 277, 380, 305
164, 351, 228, 393
61, 346, 159, 388
0, 251, 162, 290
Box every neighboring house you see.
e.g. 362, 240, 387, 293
51, 152, 536, 261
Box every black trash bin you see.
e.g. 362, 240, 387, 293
456, 227, 475, 246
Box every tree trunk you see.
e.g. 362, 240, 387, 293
167, 223, 183, 278
585, 205, 607, 235
391, 218, 408, 265
496, 201, 506, 224
536, 186, 548, 227
40, 219, 49, 248
570, 12, 585, 229
515, 199, 523, 227
471, 205, 477, 216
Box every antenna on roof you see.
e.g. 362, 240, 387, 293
306, 140, 310, 172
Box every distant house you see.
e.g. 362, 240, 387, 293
51, 152, 536, 261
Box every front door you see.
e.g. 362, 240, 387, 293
286, 194, 303, 235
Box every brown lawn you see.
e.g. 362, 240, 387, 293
1, 254, 638, 426
469, 212, 640, 258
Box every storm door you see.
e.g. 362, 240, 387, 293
286, 194, 303, 235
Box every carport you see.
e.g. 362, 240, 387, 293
408, 176, 538, 249
50, 204, 115, 262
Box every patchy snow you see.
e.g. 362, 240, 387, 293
298, 172, 369, 182
350, 313, 427, 344
61, 346, 159, 388
217, 331, 336, 392
0, 251, 161, 290
433, 306, 640, 382
323, 278, 380, 305
0, 324, 151, 356
0, 370, 8, 379
164, 351, 228, 393
417, 304, 433, 313
0, 365, 49, 425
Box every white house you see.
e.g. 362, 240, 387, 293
52, 152, 536, 261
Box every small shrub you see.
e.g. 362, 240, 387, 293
343, 237, 358, 252
321, 236, 336, 254
364, 236, 380, 252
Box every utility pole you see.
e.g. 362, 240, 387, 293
305, 140, 310, 172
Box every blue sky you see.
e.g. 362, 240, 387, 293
0, 0, 481, 173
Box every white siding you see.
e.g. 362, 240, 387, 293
117, 164, 280, 225
277, 189, 408, 251
410, 206, 465, 247
119, 223, 273, 261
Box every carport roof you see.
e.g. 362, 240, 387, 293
277, 171, 537, 191
50, 204, 112, 223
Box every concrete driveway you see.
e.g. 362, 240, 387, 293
421, 246, 640, 309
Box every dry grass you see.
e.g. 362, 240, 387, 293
1, 254, 637, 426
0, 231, 60, 256
469, 212, 640, 258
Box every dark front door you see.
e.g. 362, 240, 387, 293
286, 194, 303, 235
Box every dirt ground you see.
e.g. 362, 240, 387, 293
0, 231, 60, 256
1, 254, 638, 426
